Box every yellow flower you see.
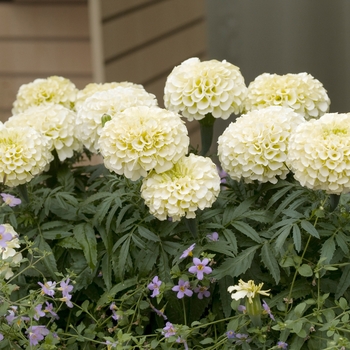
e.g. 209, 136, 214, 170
227, 279, 270, 304
164, 57, 247, 121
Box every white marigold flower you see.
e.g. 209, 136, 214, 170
1, 224, 20, 260
227, 279, 270, 304
75, 81, 145, 111
6, 104, 82, 161
12, 76, 78, 114
141, 153, 221, 221
76, 86, 158, 153
164, 57, 247, 121
218, 106, 305, 184
99, 106, 189, 181
245, 72, 330, 120
0, 126, 53, 187
288, 113, 350, 194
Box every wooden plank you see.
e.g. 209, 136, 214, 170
0, 41, 92, 75
101, 0, 156, 20
105, 21, 207, 85
103, 0, 205, 61
0, 3, 89, 39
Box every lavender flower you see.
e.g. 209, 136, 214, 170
0, 225, 12, 249
147, 276, 162, 298
0, 333, 3, 341
105, 340, 118, 348
180, 243, 196, 259
0, 193, 21, 207
38, 281, 56, 297
33, 304, 45, 321
27, 325, 50, 346
58, 278, 73, 297
150, 303, 167, 320
5, 306, 18, 324
172, 280, 193, 299
206, 232, 219, 241
194, 285, 210, 299
188, 258, 212, 280
44, 302, 59, 319
262, 300, 275, 321
176, 336, 189, 350
60, 293, 73, 308
235, 333, 251, 345
109, 302, 120, 321
226, 330, 235, 339
162, 322, 176, 338
237, 305, 247, 313
277, 341, 288, 349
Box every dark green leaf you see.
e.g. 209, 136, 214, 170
292, 224, 301, 252
74, 223, 97, 269
336, 231, 349, 255
34, 235, 58, 278
118, 236, 131, 280
320, 237, 336, 264
335, 265, 350, 299
138, 226, 160, 242
274, 225, 292, 251
301, 220, 320, 239
261, 242, 280, 284
222, 229, 238, 255
231, 221, 262, 243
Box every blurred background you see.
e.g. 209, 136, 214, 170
1, 0, 349, 147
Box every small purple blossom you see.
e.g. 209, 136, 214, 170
162, 322, 176, 338
147, 276, 162, 298
262, 300, 275, 321
150, 303, 167, 320
27, 325, 50, 346
60, 294, 73, 308
58, 278, 73, 298
217, 167, 228, 184
237, 305, 247, 313
226, 330, 235, 339
176, 337, 189, 350
1, 193, 21, 207
5, 306, 18, 325
0, 333, 3, 341
194, 285, 210, 299
38, 281, 56, 297
44, 302, 59, 319
109, 302, 120, 321
105, 340, 118, 348
172, 279, 193, 299
235, 333, 251, 345
0, 225, 12, 249
206, 232, 219, 241
277, 341, 288, 349
180, 243, 196, 259
34, 304, 45, 321
188, 257, 212, 280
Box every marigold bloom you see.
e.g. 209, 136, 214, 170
227, 279, 270, 304
164, 57, 247, 121
76, 86, 157, 153
218, 106, 304, 184
0, 126, 53, 187
188, 258, 212, 280
288, 113, 350, 194
141, 154, 221, 221
12, 76, 77, 114
245, 72, 330, 120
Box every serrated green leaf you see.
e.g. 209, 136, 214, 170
42, 230, 72, 240
298, 264, 313, 277
266, 183, 295, 210
335, 265, 350, 299
320, 237, 336, 264
202, 241, 235, 257
261, 242, 280, 284
138, 226, 160, 242
301, 220, 320, 238
272, 189, 305, 219
274, 225, 292, 251
34, 235, 58, 278
118, 236, 131, 280
292, 224, 301, 252
57, 236, 82, 250
101, 253, 112, 291
219, 275, 235, 318
222, 229, 238, 255
231, 221, 262, 243
336, 231, 349, 255
74, 223, 97, 269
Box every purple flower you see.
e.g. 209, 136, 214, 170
217, 166, 228, 184
188, 258, 212, 280
180, 243, 196, 259
226, 330, 235, 339
194, 285, 210, 299
0, 225, 12, 249
34, 304, 45, 321
150, 303, 167, 320
58, 278, 73, 298
162, 322, 176, 338
0, 193, 21, 207
44, 302, 59, 319
0, 333, 3, 341
27, 326, 50, 346
109, 302, 120, 321
147, 276, 162, 298
5, 306, 18, 325
262, 300, 275, 321
105, 340, 118, 348
206, 232, 219, 241
237, 305, 246, 313
172, 280, 193, 299
176, 337, 189, 350
60, 294, 73, 308
38, 281, 56, 297
235, 333, 251, 345
277, 341, 288, 349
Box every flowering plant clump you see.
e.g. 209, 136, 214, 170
164, 57, 247, 121
244, 72, 330, 120
2, 65, 350, 349
75, 86, 158, 152
12, 75, 78, 114
218, 106, 304, 184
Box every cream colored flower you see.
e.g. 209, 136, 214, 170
164, 57, 247, 121
6, 104, 82, 161
227, 279, 270, 304
1, 224, 20, 259
141, 153, 221, 221
245, 72, 330, 120
75, 81, 145, 111
0, 126, 53, 187
12, 76, 78, 114
76, 86, 158, 153
218, 106, 304, 184
288, 113, 350, 194
99, 106, 189, 181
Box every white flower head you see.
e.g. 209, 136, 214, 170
141, 153, 221, 221
227, 279, 270, 304
0, 126, 53, 187
288, 113, 350, 194
76, 86, 158, 153
218, 106, 305, 184
164, 57, 247, 121
6, 104, 82, 161
0, 224, 20, 260
12, 76, 78, 114
99, 106, 189, 181
75, 81, 145, 111
245, 72, 330, 120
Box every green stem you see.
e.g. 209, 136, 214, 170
199, 113, 216, 156
182, 297, 187, 326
